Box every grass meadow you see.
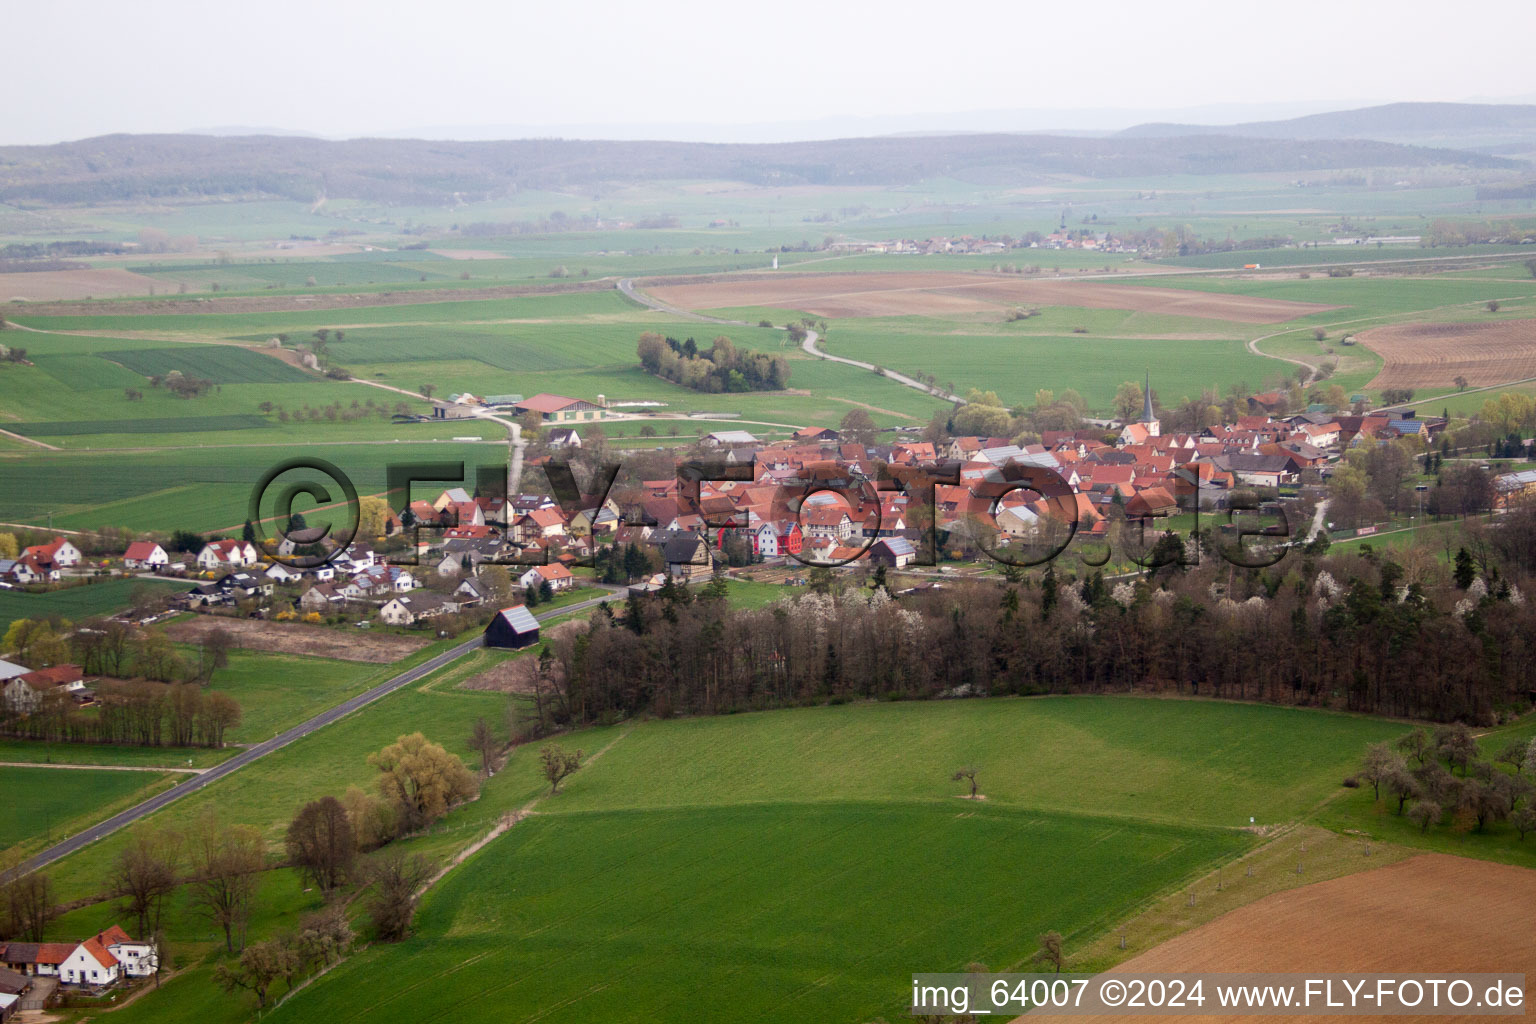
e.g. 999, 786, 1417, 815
0, 578, 192, 633
254, 695, 1406, 1024
0, 764, 178, 859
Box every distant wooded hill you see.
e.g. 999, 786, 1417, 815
0, 130, 1520, 205
1120, 102, 1536, 153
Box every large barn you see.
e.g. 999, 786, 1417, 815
484, 605, 540, 649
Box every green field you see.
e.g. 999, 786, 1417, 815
0, 578, 193, 633
252, 696, 1405, 1024
100, 345, 314, 383
0, 764, 178, 857
271, 803, 1240, 1024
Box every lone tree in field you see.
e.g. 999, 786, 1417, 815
188, 818, 265, 953
540, 744, 584, 794
114, 826, 180, 937
1312, 327, 1327, 342
364, 848, 433, 942
952, 766, 980, 799
1454, 375, 1469, 392
1487, 300, 1501, 313
368, 733, 479, 832
469, 717, 500, 777
1034, 931, 1065, 974
285, 796, 356, 894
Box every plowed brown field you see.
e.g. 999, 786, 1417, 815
1361, 319, 1536, 390
646, 272, 1338, 324
0, 268, 162, 301
165, 615, 428, 663
1028, 853, 1536, 1023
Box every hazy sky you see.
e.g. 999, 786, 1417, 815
8, 0, 1535, 145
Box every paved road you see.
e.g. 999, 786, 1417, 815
6, 588, 624, 880
617, 278, 964, 405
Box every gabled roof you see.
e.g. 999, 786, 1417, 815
517, 393, 585, 414
495, 605, 540, 633
78, 936, 118, 969
123, 541, 162, 560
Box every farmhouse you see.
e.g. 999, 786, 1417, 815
3, 665, 87, 715
122, 542, 168, 570
0, 926, 154, 986
485, 604, 540, 649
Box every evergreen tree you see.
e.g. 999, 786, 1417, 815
1453, 547, 1476, 590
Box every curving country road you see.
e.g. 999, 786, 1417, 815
617, 278, 964, 405
5, 587, 624, 880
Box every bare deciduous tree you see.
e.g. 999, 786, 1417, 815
364, 848, 434, 942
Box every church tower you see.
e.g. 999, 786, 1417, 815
1140, 370, 1161, 437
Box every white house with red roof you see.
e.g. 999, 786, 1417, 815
195, 539, 258, 570
518, 563, 574, 592
122, 542, 168, 570
24, 537, 81, 570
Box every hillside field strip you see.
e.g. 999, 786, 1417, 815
646, 271, 1341, 323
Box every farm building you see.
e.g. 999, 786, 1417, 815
868, 537, 916, 568
703, 430, 758, 447
514, 393, 603, 423
485, 605, 540, 649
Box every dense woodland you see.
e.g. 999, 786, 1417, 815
534, 521, 1536, 729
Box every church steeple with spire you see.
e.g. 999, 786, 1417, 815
1140, 369, 1160, 437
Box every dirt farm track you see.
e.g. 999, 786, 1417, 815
1360, 318, 1536, 391
1029, 853, 1536, 1024
646, 272, 1339, 324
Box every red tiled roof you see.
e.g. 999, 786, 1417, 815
80, 936, 118, 970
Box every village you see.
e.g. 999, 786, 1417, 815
5, 379, 1513, 716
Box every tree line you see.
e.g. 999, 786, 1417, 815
1, 618, 241, 747
529, 546, 1536, 728
636, 331, 789, 393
